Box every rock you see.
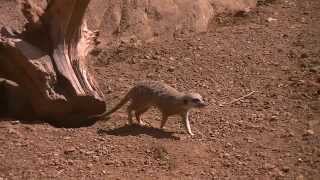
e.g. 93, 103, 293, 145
281, 166, 290, 173
303, 129, 314, 136
88, 0, 256, 46
245, 137, 256, 143
168, 66, 175, 72
300, 53, 308, 59
269, 115, 278, 121
64, 147, 76, 154
264, 163, 275, 170
145, 55, 151, 60
288, 131, 295, 137
86, 163, 93, 168
169, 57, 175, 61
310, 65, 320, 73
10, 120, 20, 125
223, 153, 231, 159
225, 142, 232, 148
8, 128, 21, 137
146, 73, 154, 78
267, 17, 277, 22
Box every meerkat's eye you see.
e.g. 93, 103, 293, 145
192, 98, 200, 103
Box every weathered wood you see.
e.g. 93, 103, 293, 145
0, 0, 105, 122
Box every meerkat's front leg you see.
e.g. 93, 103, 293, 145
182, 111, 194, 136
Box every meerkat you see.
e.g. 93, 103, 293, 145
91, 80, 207, 136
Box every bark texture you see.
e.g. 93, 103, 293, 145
0, 0, 105, 122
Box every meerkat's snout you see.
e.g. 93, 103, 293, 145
184, 93, 207, 108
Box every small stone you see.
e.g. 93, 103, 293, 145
300, 53, 308, 59
310, 65, 320, 73
267, 17, 277, 22
105, 161, 114, 165
225, 143, 232, 148
223, 153, 230, 158
86, 163, 93, 168
303, 129, 314, 136
92, 155, 99, 162
168, 66, 175, 72
63, 136, 71, 140
281, 166, 290, 173
197, 46, 203, 50
245, 137, 255, 143
146, 73, 153, 78
169, 57, 175, 61
64, 147, 76, 154
10, 120, 20, 125
264, 163, 275, 170
145, 55, 151, 60
128, 58, 136, 64
288, 131, 295, 137
8, 128, 21, 137
270, 115, 278, 121
67, 160, 74, 165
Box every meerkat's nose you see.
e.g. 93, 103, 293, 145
199, 101, 208, 108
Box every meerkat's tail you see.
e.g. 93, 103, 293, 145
88, 90, 132, 120
104, 92, 131, 116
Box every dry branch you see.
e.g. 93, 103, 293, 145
219, 91, 257, 107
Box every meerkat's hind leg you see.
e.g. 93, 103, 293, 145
126, 104, 134, 125
135, 106, 149, 126
160, 113, 169, 129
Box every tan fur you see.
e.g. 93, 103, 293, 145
92, 80, 206, 135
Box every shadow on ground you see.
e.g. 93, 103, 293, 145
97, 124, 180, 140
0, 115, 103, 128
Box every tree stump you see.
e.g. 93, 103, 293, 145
0, 0, 105, 124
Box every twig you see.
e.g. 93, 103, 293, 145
219, 91, 257, 107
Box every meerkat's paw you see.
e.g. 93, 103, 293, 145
138, 121, 145, 126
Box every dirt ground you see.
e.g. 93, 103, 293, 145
1, 0, 320, 179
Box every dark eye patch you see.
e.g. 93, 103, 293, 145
192, 98, 200, 103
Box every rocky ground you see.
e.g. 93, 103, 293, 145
1, 0, 319, 179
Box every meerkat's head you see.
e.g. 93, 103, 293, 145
182, 93, 207, 109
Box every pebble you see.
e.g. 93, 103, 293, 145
303, 129, 314, 136
168, 66, 175, 72
269, 115, 278, 121
281, 166, 290, 173
264, 163, 275, 170
300, 53, 308, 59
267, 17, 277, 22
64, 147, 76, 154
10, 120, 20, 125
